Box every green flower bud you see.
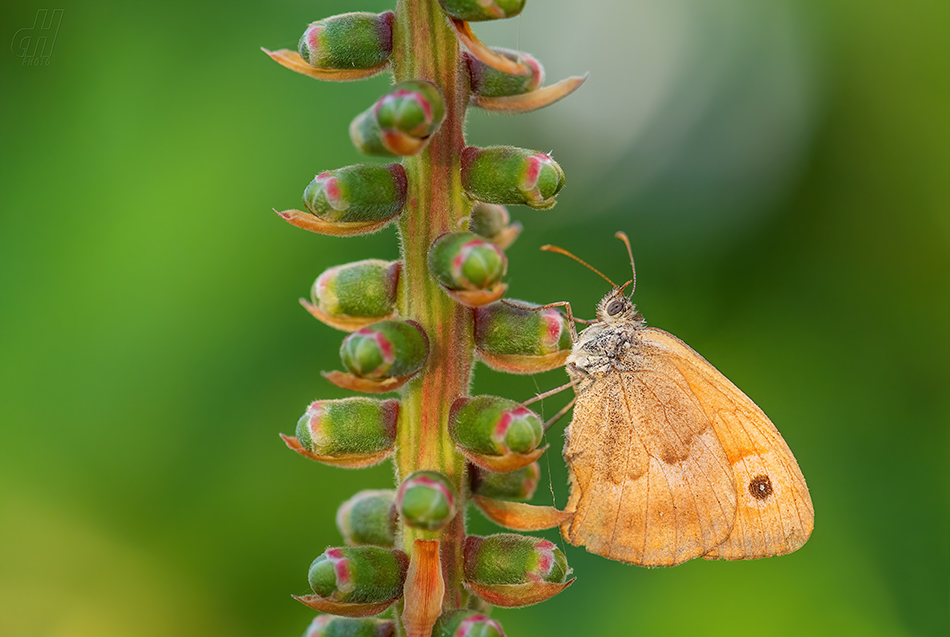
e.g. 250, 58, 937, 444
461, 146, 565, 210
439, 0, 525, 21
303, 164, 407, 224
472, 300, 572, 373
337, 490, 398, 547
468, 202, 521, 249
470, 463, 540, 501
466, 49, 544, 98
463, 534, 569, 586
298, 12, 394, 70
350, 81, 446, 157
307, 259, 399, 331
340, 320, 429, 380
303, 615, 395, 637
308, 546, 409, 604
433, 611, 506, 637
397, 471, 458, 531
450, 396, 543, 457
428, 232, 507, 292
296, 398, 398, 457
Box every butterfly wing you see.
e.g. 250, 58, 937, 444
640, 327, 814, 560
561, 354, 738, 567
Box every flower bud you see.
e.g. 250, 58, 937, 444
295, 398, 398, 461
470, 463, 540, 501
298, 11, 394, 70
468, 202, 521, 249
450, 396, 545, 472
302, 616, 395, 637
340, 320, 429, 380
350, 80, 446, 157
433, 611, 506, 637
428, 232, 507, 294
305, 259, 399, 331
397, 471, 458, 531
307, 546, 409, 605
473, 300, 572, 374
466, 49, 543, 97
439, 0, 525, 21
303, 164, 408, 224
464, 534, 569, 585
461, 146, 564, 210
337, 490, 397, 547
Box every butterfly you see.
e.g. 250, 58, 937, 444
542, 233, 813, 567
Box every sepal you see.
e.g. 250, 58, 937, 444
401, 540, 444, 637
461, 146, 564, 210
473, 300, 572, 374
302, 260, 399, 331
337, 490, 398, 547
472, 496, 572, 532
298, 12, 394, 71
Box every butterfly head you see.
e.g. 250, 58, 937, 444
596, 283, 643, 326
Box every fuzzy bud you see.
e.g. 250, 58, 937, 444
298, 12, 394, 70
473, 300, 572, 373
461, 146, 564, 210
466, 49, 544, 97
468, 202, 521, 249
433, 611, 506, 637
308, 546, 409, 604
296, 398, 398, 457
340, 320, 429, 380
307, 259, 399, 330
351, 81, 446, 157
303, 164, 407, 224
439, 0, 525, 21
464, 534, 569, 586
302, 616, 395, 637
337, 490, 398, 547
428, 232, 507, 293
470, 463, 540, 501
397, 471, 458, 531
450, 396, 543, 458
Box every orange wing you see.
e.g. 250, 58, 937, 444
640, 328, 814, 560
561, 359, 738, 567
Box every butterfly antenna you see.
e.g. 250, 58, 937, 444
615, 231, 637, 297
540, 244, 618, 288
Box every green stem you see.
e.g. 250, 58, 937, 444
391, 0, 473, 629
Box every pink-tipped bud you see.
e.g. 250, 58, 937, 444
468, 202, 521, 249
473, 300, 572, 374
337, 490, 398, 547
397, 471, 458, 531
302, 164, 407, 224
307, 546, 408, 604
461, 146, 565, 210
351, 80, 446, 157
298, 11, 394, 70
302, 615, 395, 637
295, 398, 398, 458
450, 396, 544, 460
433, 611, 506, 637
306, 259, 399, 331
339, 320, 429, 381
466, 49, 544, 97
439, 0, 525, 21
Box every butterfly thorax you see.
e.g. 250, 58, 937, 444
567, 288, 646, 379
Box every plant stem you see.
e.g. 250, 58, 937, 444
391, 0, 473, 628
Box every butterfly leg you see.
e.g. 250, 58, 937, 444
542, 395, 577, 433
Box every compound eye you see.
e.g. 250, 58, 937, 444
606, 299, 625, 316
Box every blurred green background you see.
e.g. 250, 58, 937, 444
1, 1, 947, 635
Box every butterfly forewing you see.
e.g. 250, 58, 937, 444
562, 344, 740, 567
640, 328, 814, 560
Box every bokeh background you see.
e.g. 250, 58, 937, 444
1, 1, 947, 635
